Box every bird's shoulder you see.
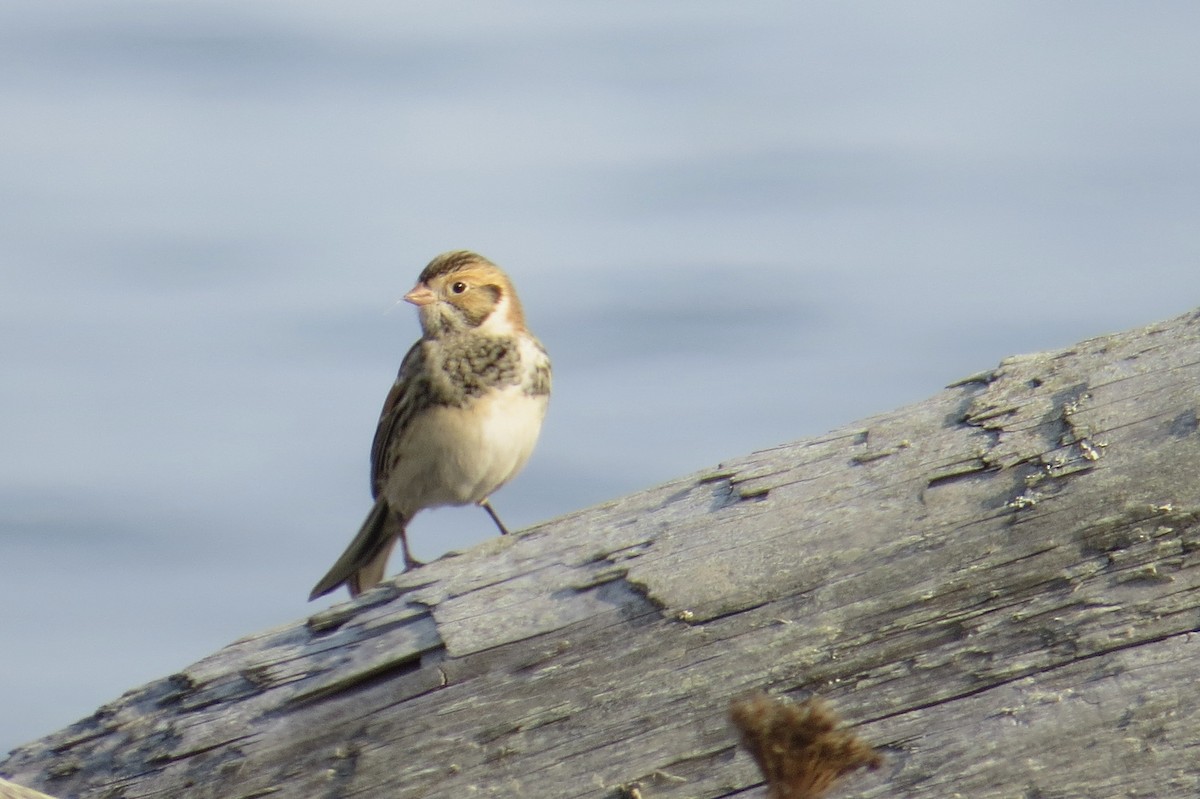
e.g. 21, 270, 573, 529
520, 335, 552, 397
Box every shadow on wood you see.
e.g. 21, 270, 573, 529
4, 308, 1200, 798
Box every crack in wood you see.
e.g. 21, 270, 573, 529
925, 457, 995, 488
287, 644, 445, 707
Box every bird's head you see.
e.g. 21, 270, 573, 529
404, 251, 527, 338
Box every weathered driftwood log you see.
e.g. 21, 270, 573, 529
4, 309, 1200, 799
0, 777, 58, 799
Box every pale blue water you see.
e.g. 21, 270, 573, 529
4, 0, 1200, 754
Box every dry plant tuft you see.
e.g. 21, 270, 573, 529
730, 693, 882, 799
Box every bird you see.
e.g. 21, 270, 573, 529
309, 251, 551, 600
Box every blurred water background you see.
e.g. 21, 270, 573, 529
4, 1, 1200, 754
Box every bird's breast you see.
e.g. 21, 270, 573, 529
383, 383, 548, 513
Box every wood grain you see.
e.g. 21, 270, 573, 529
5, 309, 1200, 798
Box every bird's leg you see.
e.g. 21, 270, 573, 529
398, 526, 424, 570
479, 498, 512, 536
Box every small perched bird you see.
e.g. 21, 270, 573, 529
310, 251, 551, 600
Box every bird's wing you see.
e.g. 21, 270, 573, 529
369, 340, 433, 497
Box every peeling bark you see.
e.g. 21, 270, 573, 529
4, 309, 1200, 798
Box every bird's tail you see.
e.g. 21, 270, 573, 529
309, 499, 403, 600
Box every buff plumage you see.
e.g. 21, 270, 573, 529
310, 251, 551, 600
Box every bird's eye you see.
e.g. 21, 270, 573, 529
451, 281, 468, 294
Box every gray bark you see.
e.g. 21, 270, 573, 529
5, 308, 1200, 799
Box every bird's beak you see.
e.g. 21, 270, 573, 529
403, 283, 436, 306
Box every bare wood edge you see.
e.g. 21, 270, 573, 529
0, 777, 59, 799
